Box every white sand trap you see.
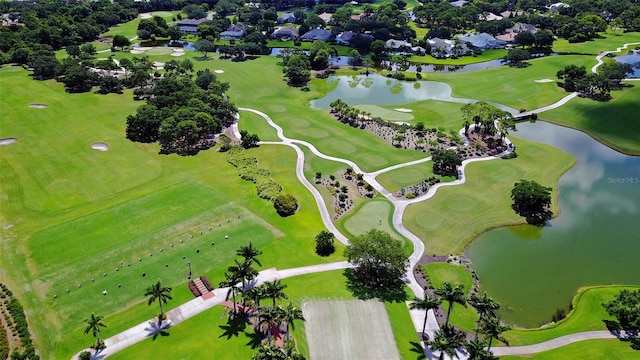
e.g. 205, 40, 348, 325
535, 78, 554, 83
91, 142, 109, 151
394, 108, 412, 112
303, 300, 400, 360
214, 70, 224, 74
173, 48, 185, 53
171, 52, 185, 57
0, 138, 17, 146
393, 121, 410, 126
140, 13, 152, 19
130, 49, 145, 54
28, 104, 48, 108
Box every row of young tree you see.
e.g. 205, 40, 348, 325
125, 64, 237, 155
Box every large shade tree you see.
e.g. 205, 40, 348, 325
511, 179, 553, 225
145, 280, 173, 326
344, 229, 408, 292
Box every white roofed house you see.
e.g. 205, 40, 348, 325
177, 18, 208, 35
219, 24, 248, 40
458, 32, 507, 50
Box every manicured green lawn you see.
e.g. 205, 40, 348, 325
103, 11, 180, 39
425, 55, 595, 110
422, 263, 478, 333
552, 31, 640, 54
0, 66, 341, 359
498, 339, 640, 359
376, 161, 455, 193
539, 83, 640, 155
403, 136, 575, 255
504, 285, 639, 346
238, 109, 280, 142
107, 306, 260, 360
355, 104, 416, 121
410, 49, 508, 65
342, 199, 396, 238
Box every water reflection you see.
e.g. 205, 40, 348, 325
465, 121, 640, 327
310, 74, 517, 114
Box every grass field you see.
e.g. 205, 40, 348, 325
498, 339, 640, 359
425, 55, 595, 110
552, 31, 640, 54
102, 11, 179, 39
423, 263, 478, 333
410, 49, 508, 65
376, 161, 455, 193
355, 105, 415, 121
404, 136, 575, 255
303, 300, 400, 360
0, 65, 344, 358
539, 83, 640, 155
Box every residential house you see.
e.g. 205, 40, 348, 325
449, 0, 468, 8
427, 38, 470, 57
318, 12, 333, 23
335, 31, 373, 46
270, 27, 299, 40
301, 28, 332, 42
500, 10, 524, 18
458, 32, 507, 50
277, 12, 296, 24
480, 12, 503, 21
350, 13, 367, 21
177, 18, 208, 35
219, 24, 248, 40
385, 39, 426, 55
548, 2, 570, 12
496, 23, 538, 42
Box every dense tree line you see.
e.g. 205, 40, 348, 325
557, 62, 634, 101
126, 66, 237, 155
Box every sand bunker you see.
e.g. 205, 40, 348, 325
140, 13, 152, 19
394, 108, 412, 112
393, 121, 410, 126
28, 104, 48, 108
130, 49, 145, 54
0, 138, 17, 146
153, 61, 165, 69
91, 142, 109, 151
173, 48, 185, 53
214, 70, 224, 74
535, 79, 554, 83
170, 52, 185, 57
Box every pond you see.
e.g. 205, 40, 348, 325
615, 50, 640, 78
310, 74, 517, 114
465, 121, 640, 328
314, 74, 640, 328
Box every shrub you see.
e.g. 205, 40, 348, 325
78, 351, 92, 360
274, 194, 298, 217
315, 230, 336, 257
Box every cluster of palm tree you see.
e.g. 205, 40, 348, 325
328, 99, 371, 125
410, 282, 510, 360
218, 243, 306, 358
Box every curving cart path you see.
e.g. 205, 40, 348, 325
72, 42, 640, 359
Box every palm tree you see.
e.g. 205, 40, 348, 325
464, 338, 491, 360
258, 306, 279, 345
480, 315, 510, 353
244, 285, 267, 313
228, 259, 258, 292
429, 326, 463, 360
83, 313, 107, 348
262, 280, 288, 307
434, 282, 467, 328
236, 242, 263, 267
409, 290, 442, 339
468, 291, 500, 340
277, 302, 305, 341
144, 280, 173, 326
220, 271, 242, 316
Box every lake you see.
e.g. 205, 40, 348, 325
464, 121, 640, 328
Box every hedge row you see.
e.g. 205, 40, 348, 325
0, 283, 39, 360
227, 147, 282, 200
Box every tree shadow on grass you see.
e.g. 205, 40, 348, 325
603, 319, 640, 350
344, 268, 408, 303
245, 330, 262, 349
409, 341, 427, 360
219, 316, 249, 339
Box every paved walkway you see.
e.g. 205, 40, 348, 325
73, 42, 640, 359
